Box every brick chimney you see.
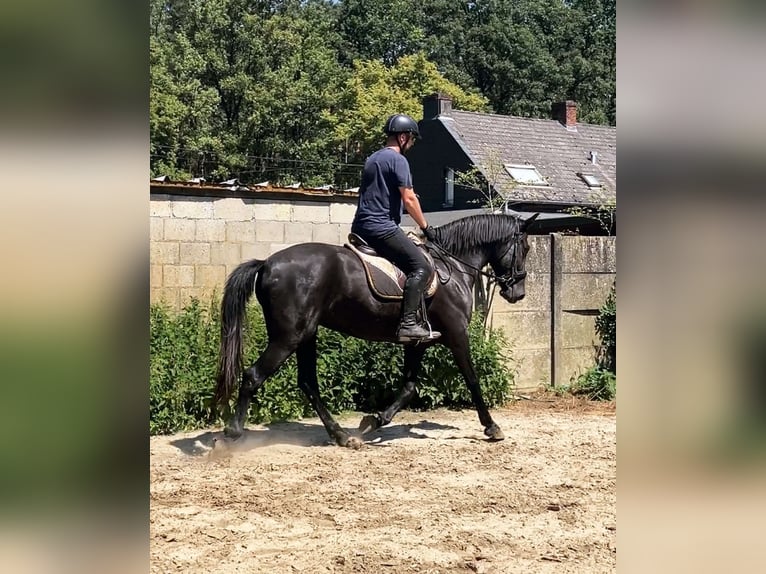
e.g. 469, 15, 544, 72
552, 100, 577, 130
423, 93, 453, 120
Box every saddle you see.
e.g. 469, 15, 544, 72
344, 233, 439, 301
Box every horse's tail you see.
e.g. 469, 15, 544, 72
215, 258, 265, 407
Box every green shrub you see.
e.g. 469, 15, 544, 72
569, 367, 616, 401
567, 284, 616, 401
150, 299, 221, 434
595, 284, 616, 373
150, 298, 516, 434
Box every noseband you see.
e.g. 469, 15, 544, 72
492, 224, 527, 290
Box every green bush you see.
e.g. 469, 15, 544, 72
150, 298, 516, 434
568, 284, 616, 400
595, 283, 616, 373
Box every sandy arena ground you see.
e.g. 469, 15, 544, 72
150, 396, 616, 573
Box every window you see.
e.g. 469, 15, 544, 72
578, 173, 602, 187
504, 164, 548, 185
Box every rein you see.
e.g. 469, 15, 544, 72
426, 218, 526, 289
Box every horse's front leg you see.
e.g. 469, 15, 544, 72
448, 332, 505, 441
359, 345, 427, 434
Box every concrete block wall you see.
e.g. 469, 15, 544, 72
487, 236, 552, 390
150, 193, 357, 308
489, 234, 616, 390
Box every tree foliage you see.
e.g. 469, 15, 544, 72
150, 0, 615, 182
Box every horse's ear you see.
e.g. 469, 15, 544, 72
523, 212, 540, 230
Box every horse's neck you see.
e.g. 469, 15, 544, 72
461, 248, 490, 271
441, 248, 488, 283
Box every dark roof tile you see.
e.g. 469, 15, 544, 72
442, 110, 616, 205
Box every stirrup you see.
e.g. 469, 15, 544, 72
397, 296, 441, 343
397, 326, 441, 343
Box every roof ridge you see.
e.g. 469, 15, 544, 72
449, 109, 615, 130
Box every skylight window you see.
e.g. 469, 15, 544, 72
578, 173, 602, 188
504, 164, 548, 185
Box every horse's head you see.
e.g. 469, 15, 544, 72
491, 214, 538, 304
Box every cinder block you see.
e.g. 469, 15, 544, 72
150, 217, 164, 241
179, 242, 211, 265
164, 218, 196, 241
150, 198, 172, 217
150, 241, 179, 264
172, 197, 214, 219
213, 197, 252, 221
330, 203, 356, 224
254, 200, 292, 221
338, 223, 353, 241
226, 221, 256, 243
284, 221, 313, 244
150, 264, 163, 288
194, 265, 227, 288
163, 265, 195, 287
195, 220, 226, 242
255, 221, 285, 243
180, 287, 211, 307
151, 287, 179, 309
241, 242, 272, 260
292, 201, 329, 223
210, 242, 242, 265
312, 223, 341, 245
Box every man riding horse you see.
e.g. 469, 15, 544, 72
350, 114, 440, 343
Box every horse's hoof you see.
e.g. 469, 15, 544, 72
223, 426, 243, 440
358, 414, 381, 435
484, 425, 505, 441
338, 434, 363, 450
345, 436, 363, 450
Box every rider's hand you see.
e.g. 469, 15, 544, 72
421, 225, 438, 242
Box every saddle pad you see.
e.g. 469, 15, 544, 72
345, 243, 438, 301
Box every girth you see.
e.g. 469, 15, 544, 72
345, 233, 439, 301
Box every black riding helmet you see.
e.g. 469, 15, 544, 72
383, 114, 420, 139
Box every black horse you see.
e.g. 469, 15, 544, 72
215, 213, 538, 449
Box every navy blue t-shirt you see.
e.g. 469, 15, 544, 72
351, 147, 412, 238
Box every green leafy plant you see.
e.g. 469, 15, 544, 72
566, 284, 616, 400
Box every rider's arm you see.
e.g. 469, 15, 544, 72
400, 186, 429, 230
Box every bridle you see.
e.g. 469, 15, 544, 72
427, 219, 527, 290
492, 227, 527, 291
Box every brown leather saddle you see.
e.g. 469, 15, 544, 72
344, 233, 439, 301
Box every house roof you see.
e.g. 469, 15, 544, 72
438, 110, 616, 206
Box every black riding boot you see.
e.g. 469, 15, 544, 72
396, 269, 441, 342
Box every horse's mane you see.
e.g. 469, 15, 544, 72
433, 214, 521, 257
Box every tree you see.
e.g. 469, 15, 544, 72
331, 53, 488, 166
338, 0, 425, 66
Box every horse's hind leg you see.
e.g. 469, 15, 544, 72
297, 335, 362, 449
448, 332, 505, 441
359, 345, 426, 434
224, 342, 293, 439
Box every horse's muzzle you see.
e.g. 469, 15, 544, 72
500, 285, 525, 304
